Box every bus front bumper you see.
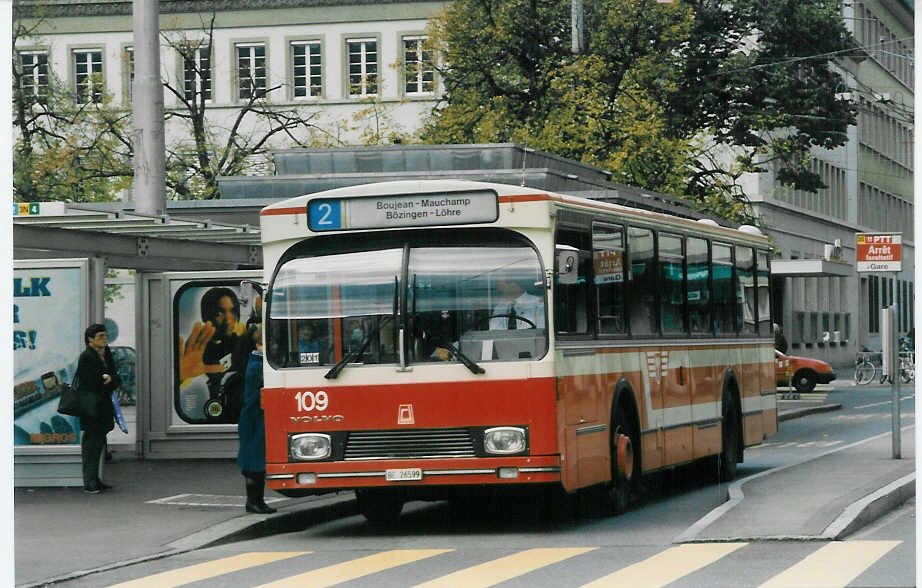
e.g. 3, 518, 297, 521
266, 455, 562, 492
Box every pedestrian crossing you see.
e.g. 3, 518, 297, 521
103, 541, 902, 588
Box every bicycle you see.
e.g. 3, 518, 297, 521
898, 351, 914, 383
854, 351, 878, 385
875, 352, 914, 385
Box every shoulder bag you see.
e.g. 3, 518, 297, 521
56, 375, 83, 417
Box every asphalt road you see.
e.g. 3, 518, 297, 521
57, 384, 917, 587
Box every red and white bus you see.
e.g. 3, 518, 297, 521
258, 180, 777, 522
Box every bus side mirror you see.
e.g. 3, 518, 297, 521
556, 245, 579, 285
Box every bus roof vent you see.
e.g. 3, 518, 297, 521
696, 219, 720, 227
738, 224, 763, 236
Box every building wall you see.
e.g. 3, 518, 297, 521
743, 0, 913, 367
14, 0, 448, 145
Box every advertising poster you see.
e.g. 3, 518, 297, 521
13, 266, 84, 446
173, 281, 257, 425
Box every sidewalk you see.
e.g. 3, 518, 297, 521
14, 390, 914, 587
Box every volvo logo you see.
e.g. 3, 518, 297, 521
290, 415, 344, 423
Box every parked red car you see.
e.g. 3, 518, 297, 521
775, 350, 836, 393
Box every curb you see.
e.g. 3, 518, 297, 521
823, 472, 916, 540
778, 403, 843, 422
172, 492, 358, 550
674, 424, 915, 544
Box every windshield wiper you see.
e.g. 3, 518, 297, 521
325, 315, 394, 380
442, 341, 485, 375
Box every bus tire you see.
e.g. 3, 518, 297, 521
608, 393, 640, 514
718, 388, 741, 482
355, 488, 404, 525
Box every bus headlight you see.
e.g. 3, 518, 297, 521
483, 427, 527, 454
290, 433, 331, 461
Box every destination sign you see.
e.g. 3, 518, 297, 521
307, 190, 498, 231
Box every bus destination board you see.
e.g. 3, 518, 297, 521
307, 190, 498, 231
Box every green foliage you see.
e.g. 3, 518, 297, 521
422, 0, 857, 224
13, 17, 133, 203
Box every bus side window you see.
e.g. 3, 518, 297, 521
712, 243, 735, 335
736, 246, 756, 335
687, 237, 711, 335
592, 222, 626, 335
554, 226, 591, 335
627, 227, 657, 336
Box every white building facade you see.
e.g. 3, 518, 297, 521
14, 0, 448, 146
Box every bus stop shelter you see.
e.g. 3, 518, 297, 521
13, 201, 266, 485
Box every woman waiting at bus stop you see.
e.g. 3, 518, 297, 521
77, 323, 122, 494
237, 304, 277, 514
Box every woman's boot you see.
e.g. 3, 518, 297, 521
244, 471, 276, 514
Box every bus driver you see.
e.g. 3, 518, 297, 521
433, 275, 544, 361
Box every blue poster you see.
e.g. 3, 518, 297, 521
13, 267, 84, 445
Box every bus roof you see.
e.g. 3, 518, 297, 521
259, 179, 769, 246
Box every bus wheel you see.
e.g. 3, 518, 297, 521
718, 392, 741, 482
355, 488, 404, 525
609, 402, 639, 514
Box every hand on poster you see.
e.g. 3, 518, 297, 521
178, 321, 225, 381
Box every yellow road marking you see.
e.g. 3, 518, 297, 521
582, 543, 747, 588
107, 552, 310, 588
413, 547, 596, 588
759, 541, 901, 587
257, 549, 452, 588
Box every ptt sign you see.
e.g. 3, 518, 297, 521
856, 233, 902, 272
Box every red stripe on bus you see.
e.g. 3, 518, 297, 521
261, 207, 304, 216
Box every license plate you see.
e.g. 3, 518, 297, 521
385, 468, 422, 482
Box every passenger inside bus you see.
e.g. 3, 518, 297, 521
296, 321, 330, 365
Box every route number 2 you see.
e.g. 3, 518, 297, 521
295, 390, 328, 412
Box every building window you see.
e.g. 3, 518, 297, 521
123, 46, 134, 102
291, 41, 322, 99
403, 36, 433, 95
237, 43, 266, 100
19, 51, 49, 98
347, 38, 377, 97
183, 45, 212, 102
73, 49, 103, 104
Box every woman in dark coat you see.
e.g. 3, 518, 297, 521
237, 324, 276, 514
76, 324, 121, 493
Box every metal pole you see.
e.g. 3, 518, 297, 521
890, 303, 901, 458
131, 0, 165, 216
883, 303, 901, 458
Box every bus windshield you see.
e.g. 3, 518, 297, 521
266, 234, 547, 369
